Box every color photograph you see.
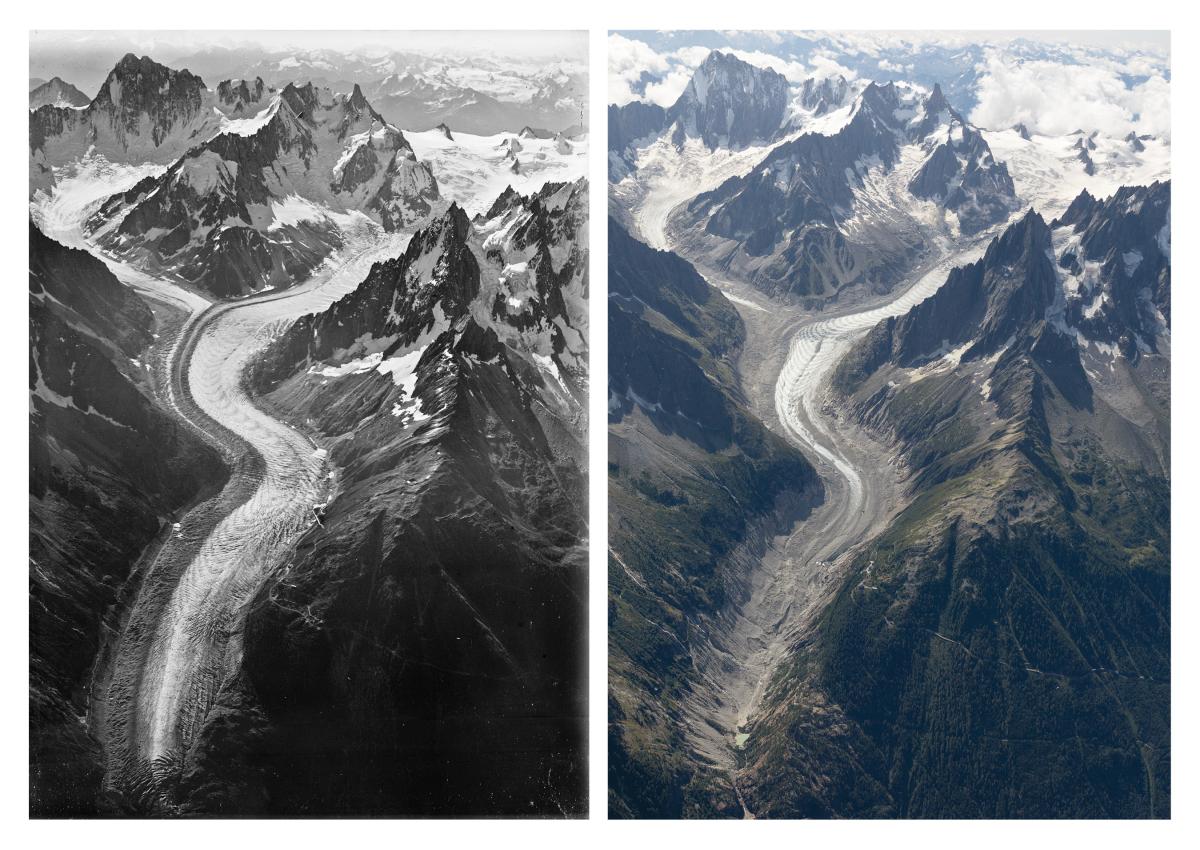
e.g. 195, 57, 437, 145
608, 29, 1170, 818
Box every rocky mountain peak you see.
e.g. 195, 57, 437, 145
1056, 188, 1098, 226
89, 54, 208, 136
348, 83, 371, 112
904, 83, 1017, 233
216, 76, 266, 112
863, 207, 1056, 370
989, 207, 1051, 263
29, 76, 90, 109
280, 82, 322, 119
856, 80, 901, 116
94, 54, 205, 112
907, 81, 965, 141
484, 185, 524, 219
925, 82, 952, 116
1051, 181, 1171, 349
799, 75, 850, 114
667, 50, 790, 149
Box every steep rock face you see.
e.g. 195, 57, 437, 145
29, 76, 90, 109
607, 101, 668, 154
798, 75, 851, 115
608, 50, 791, 161
1052, 181, 1171, 350
666, 51, 790, 150
30, 54, 222, 192
675, 81, 1017, 300
172, 184, 588, 816
839, 209, 1057, 382
907, 86, 1017, 234
748, 188, 1170, 818
216, 77, 267, 114
29, 223, 227, 816
89, 81, 440, 297
607, 219, 818, 818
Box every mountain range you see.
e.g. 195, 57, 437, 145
32, 45, 586, 136
167, 179, 589, 815
674, 79, 1017, 299
30, 43, 589, 816
86, 79, 439, 296
608, 45, 1170, 819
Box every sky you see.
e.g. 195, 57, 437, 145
609, 30, 1171, 138
30, 30, 587, 93
31, 29, 585, 58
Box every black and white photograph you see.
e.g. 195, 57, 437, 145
28, 28, 588, 817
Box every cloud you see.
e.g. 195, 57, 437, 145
669, 45, 712, 69
969, 51, 1171, 138
608, 38, 817, 106
608, 33, 670, 106
642, 68, 694, 107
720, 48, 809, 83
808, 53, 858, 81
877, 58, 911, 74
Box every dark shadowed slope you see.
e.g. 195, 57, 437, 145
607, 219, 819, 818
29, 222, 227, 815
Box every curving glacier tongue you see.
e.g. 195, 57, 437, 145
134, 224, 411, 766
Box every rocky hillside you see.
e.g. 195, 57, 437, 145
29, 222, 227, 816
740, 184, 1170, 817
156, 181, 588, 816
607, 219, 818, 818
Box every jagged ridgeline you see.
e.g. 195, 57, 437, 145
675, 80, 1016, 299
611, 53, 1019, 305
31, 54, 441, 298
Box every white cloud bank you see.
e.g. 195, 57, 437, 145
608, 33, 670, 106
970, 51, 1170, 138
610, 33, 1170, 141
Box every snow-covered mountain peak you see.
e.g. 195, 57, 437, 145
29, 76, 90, 110
666, 50, 791, 149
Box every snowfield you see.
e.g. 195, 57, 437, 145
984, 127, 1170, 220
408, 128, 588, 216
